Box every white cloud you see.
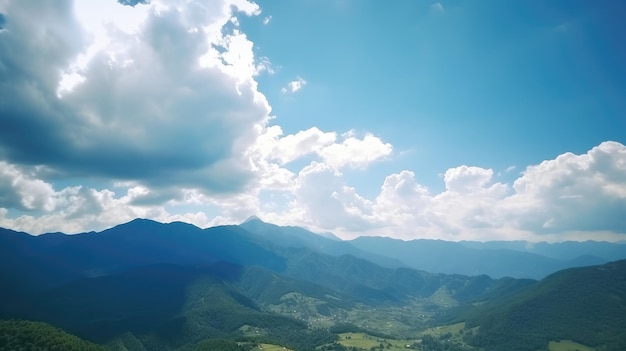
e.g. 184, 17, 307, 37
0, 162, 56, 212
0, 0, 270, 194
319, 132, 393, 170
431, 2, 445, 13
252, 141, 626, 242
504, 141, 626, 233
444, 166, 497, 193
282, 76, 307, 93
263, 15, 271, 25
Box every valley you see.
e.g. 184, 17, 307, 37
1, 218, 625, 351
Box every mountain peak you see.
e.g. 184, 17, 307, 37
242, 215, 264, 224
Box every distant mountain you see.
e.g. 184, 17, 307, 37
461, 259, 626, 351
461, 239, 626, 261
349, 236, 625, 279
239, 216, 405, 268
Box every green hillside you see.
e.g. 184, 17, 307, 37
0, 319, 107, 351
463, 260, 626, 351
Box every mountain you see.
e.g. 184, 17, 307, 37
14, 262, 333, 350
239, 216, 405, 268
0, 219, 519, 347
0, 219, 285, 291
459, 239, 626, 261
461, 259, 626, 351
349, 236, 625, 279
1, 219, 623, 351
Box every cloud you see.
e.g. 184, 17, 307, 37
289, 162, 375, 231
0, 162, 56, 212
254, 141, 626, 242
282, 76, 307, 93
444, 166, 495, 193
250, 126, 392, 171
504, 141, 626, 233
0, 1, 624, 243
430, 2, 445, 13
263, 15, 271, 25
505, 165, 517, 173
318, 131, 393, 169
0, 0, 268, 194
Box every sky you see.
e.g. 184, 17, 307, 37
0, 0, 625, 242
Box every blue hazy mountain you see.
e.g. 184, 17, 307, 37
349, 236, 624, 279
239, 216, 406, 268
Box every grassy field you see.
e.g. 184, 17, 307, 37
418, 322, 466, 338
337, 332, 418, 351
548, 340, 595, 351
255, 343, 292, 351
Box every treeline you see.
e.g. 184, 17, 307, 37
0, 319, 107, 351
192, 338, 251, 351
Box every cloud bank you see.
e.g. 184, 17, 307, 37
0, 0, 624, 242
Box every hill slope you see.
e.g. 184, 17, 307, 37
463, 259, 626, 351
0, 319, 107, 351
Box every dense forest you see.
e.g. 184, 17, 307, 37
0, 320, 107, 351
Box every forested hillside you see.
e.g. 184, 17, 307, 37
0, 320, 107, 351
1, 220, 624, 351
463, 260, 626, 351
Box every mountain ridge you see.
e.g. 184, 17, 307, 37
1, 218, 625, 351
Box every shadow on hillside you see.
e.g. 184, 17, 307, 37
16, 262, 246, 343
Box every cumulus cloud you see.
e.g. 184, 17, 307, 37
249, 126, 392, 173
0, 162, 56, 212
319, 132, 393, 169
282, 76, 307, 93
289, 162, 375, 231
504, 141, 626, 233
0, 0, 268, 194
254, 142, 626, 242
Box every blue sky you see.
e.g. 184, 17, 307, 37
248, 0, 625, 191
0, 0, 624, 242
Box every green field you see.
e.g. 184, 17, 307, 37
337, 332, 419, 351
418, 322, 466, 338
256, 343, 292, 351
548, 340, 595, 351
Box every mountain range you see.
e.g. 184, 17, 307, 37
1, 217, 625, 351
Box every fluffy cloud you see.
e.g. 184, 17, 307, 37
0, 163, 56, 212
319, 132, 393, 169
504, 141, 626, 233
0, 1, 624, 243
0, 0, 268, 194
252, 127, 392, 169
282, 76, 307, 93
256, 142, 626, 242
